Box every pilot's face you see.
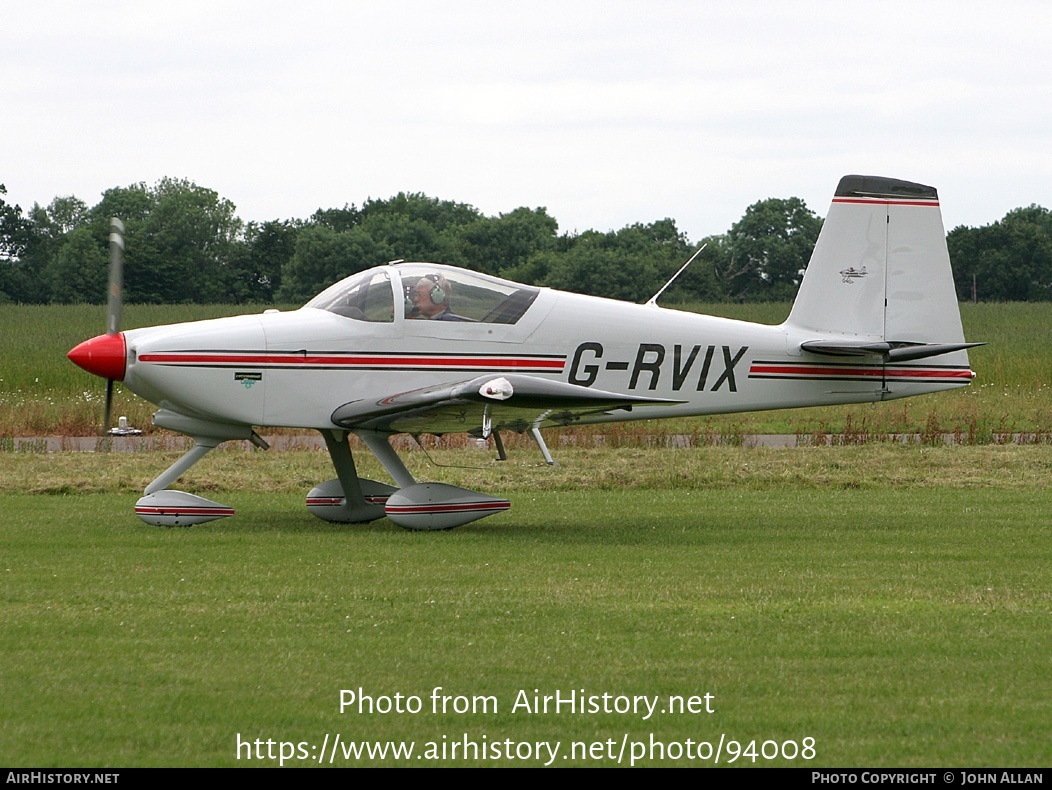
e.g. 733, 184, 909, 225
412, 283, 433, 304
411, 282, 440, 316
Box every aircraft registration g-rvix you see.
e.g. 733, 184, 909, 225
68, 175, 980, 530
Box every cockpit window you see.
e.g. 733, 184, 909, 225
398, 264, 539, 324
304, 264, 541, 325
304, 269, 394, 322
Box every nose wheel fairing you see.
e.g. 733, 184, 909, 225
134, 412, 263, 527
135, 490, 235, 527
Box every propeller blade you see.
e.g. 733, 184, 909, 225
107, 217, 124, 335
102, 217, 124, 443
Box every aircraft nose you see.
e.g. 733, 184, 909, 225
68, 333, 127, 381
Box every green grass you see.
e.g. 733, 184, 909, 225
2, 446, 1050, 767
1, 301, 1050, 437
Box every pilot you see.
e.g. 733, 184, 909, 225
409, 274, 468, 321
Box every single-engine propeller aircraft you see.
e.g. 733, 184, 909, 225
69, 175, 980, 530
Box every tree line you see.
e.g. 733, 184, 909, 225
1, 179, 1049, 305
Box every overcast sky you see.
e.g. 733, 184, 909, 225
3, 0, 1050, 242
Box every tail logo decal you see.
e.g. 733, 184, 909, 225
839, 265, 867, 284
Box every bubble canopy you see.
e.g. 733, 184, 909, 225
304, 263, 540, 325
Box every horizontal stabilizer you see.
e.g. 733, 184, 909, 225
801, 340, 984, 362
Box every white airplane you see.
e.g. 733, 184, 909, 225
68, 175, 980, 530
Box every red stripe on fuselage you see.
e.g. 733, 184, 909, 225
749, 363, 974, 380
138, 352, 565, 370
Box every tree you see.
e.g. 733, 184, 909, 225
311, 205, 361, 233
276, 225, 386, 303
0, 184, 33, 262
656, 234, 727, 303
455, 207, 559, 275
227, 219, 301, 303
18, 196, 93, 301
359, 192, 481, 233
358, 210, 455, 264
0, 184, 37, 302
90, 183, 155, 226
36, 195, 88, 235
354, 192, 482, 265
91, 178, 245, 303
539, 219, 693, 302
721, 197, 821, 300
47, 226, 108, 303
948, 206, 1052, 301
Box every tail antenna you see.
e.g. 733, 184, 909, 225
646, 243, 707, 306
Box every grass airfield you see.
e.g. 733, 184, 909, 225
3, 301, 1050, 766
3, 445, 1050, 767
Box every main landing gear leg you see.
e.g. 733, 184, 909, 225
305, 429, 395, 524
355, 430, 417, 488
492, 430, 508, 461
531, 425, 558, 466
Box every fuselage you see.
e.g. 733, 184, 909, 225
95, 263, 972, 434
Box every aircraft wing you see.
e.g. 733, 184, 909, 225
330, 373, 684, 435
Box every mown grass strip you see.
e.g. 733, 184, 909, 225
2, 446, 1050, 766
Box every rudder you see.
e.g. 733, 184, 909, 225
785, 175, 966, 347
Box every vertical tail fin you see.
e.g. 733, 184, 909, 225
785, 175, 967, 346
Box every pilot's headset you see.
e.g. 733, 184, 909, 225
421, 273, 447, 305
